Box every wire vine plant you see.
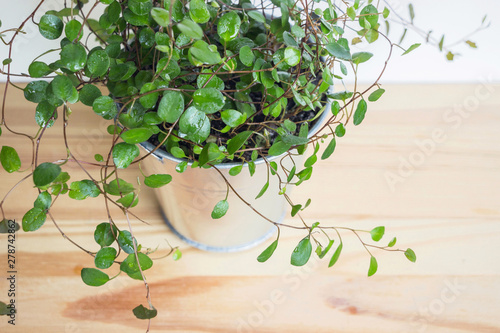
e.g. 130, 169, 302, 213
0, 0, 484, 328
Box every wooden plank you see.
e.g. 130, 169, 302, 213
1, 84, 499, 332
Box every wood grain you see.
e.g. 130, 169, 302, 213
1, 83, 500, 332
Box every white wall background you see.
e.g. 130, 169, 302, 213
0, 0, 499, 83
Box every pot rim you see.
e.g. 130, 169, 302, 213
140, 100, 331, 169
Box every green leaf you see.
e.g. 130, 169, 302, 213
198, 142, 222, 166
24, 81, 49, 103
144, 174, 173, 188
177, 19, 203, 40
60, 43, 87, 72
325, 41, 351, 61
352, 52, 373, 64
197, 69, 224, 90
328, 91, 353, 102
402, 43, 421, 56
257, 239, 278, 263
383, 7, 390, 19
268, 140, 291, 156
139, 29, 156, 48
104, 179, 135, 196
359, 5, 378, 28
409, 3, 415, 23
347, 6, 356, 20
22, 207, 47, 232
156, 57, 180, 81
328, 243, 343, 267
120, 252, 153, 279
0, 146, 21, 173
133, 304, 158, 320
107, 1, 122, 23
157, 91, 184, 123
172, 248, 182, 260
284, 47, 301, 66
211, 200, 229, 219
283, 32, 298, 47
128, 0, 153, 15
171, 147, 186, 158
438, 35, 445, 51
65, 19, 82, 41
28, 61, 53, 78
291, 204, 301, 217
388, 237, 397, 247
117, 230, 137, 254
221, 109, 246, 128
330, 101, 340, 116
94, 222, 118, 247
39, 14, 63, 40
121, 128, 154, 144
33, 162, 61, 187
353, 99, 367, 126
229, 165, 243, 176
291, 237, 312, 266
281, 134, 309, 146
189, 40, 222, 65
258, 63, 275, 89
322, 66, 334, 86
0, 301, 9, 315
239, 45, 255, 67
87, 49, 110, 77
304, 154, 317, 168
79, 85, 102, 106
193, 88, 225, 114
227, 131, 253, 155
255, 181, 269, 199
123, 8, 150, 26
178, 106, 211, 144
116, 192, 139, 208
81, 268, 110, 286
143, 112, 162, 125
291, 24, 305, 39
112, 143, 139, 169
287, 165, 296, 183
94, 247, 117, 269
2, 58, 12, 65
139, 82, 159, 109
335, 124, 346, 137
0, 219, 20, 234
368, 256, 378, 276
151, 7, 170, 27
189, 0, 210, 24
35, 101, 57, 128
368, 88, 385, 102
405, 248, 417, 262
269, 161, 278, 175
283, 119, 296, 132
69, 179, 100, 200
318, 239, 334, 259
370, 226, 385, 241
247, 10, 266, 23
51, 75, 76, 102
399, 28, 408, 44
218, 12, 241, 42
34, 191, 52, 210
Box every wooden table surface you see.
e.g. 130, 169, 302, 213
1, 83, 499, 332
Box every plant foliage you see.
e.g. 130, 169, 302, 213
0, 0, 485, 326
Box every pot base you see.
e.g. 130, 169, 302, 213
162, 211, 281, 252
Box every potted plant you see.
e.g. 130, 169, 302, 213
0, 0, 484, 325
